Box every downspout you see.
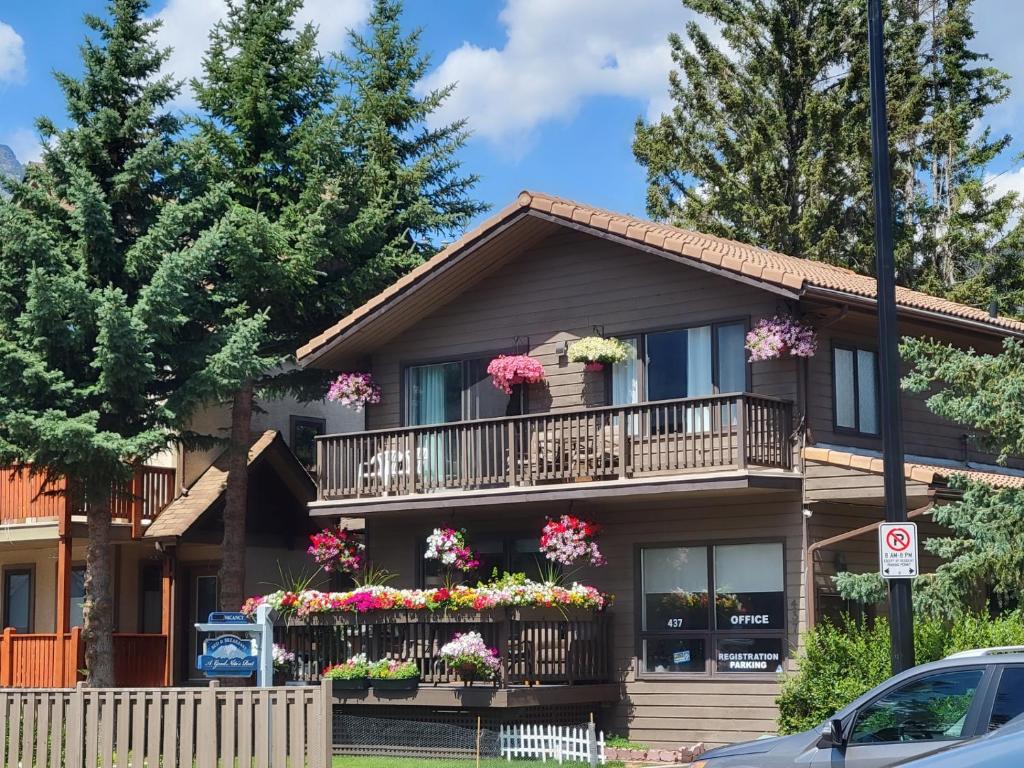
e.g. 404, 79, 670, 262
805, 499, 935, 629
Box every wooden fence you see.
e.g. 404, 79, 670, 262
0, 681, 333, 768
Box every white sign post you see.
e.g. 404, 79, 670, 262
879, 522, 919, 578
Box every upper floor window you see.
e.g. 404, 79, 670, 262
833, 344, 879, 435
611, 321, 747, 407
290, 415, 326, 468
405, 358, 524, 426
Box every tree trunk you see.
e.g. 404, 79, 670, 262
83, 498, 114, 687
218, 380, 254, 612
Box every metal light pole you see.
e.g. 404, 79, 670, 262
867, 0, 915, 673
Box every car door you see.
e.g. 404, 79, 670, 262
813, 667, 990, 768
982, 665, 1024, 732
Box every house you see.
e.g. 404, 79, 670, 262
0, 395, 361, 686
294, 191, 1024, 749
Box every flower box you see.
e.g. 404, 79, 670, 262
331, 677, 369, 692
370, 677, 420, 692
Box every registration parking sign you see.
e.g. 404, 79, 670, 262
879, 522, 919, 578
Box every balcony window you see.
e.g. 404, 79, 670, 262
290, 415, 325, 468
833, 344, 879, 435
421, 534, 546, 587
611, 321, 748, 406
639, 542, 785, 676
405, 358, 524, 427
3, 567, 33, 633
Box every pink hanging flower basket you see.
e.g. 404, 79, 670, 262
745, 315, 817, 362
486, 354, 545, 395
326, 372, 382, 410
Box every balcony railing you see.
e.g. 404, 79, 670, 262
0, 465, 176, 525
316, 393, 793, 501
277, 610, 612, 687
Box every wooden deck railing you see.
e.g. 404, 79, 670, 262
0, 465, 176, 525
316, 393, 793, 501
277, 610, 612, 687
0, 629, 168, 687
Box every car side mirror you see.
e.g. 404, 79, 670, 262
817, 719, 845, 749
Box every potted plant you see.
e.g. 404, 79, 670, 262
307, 527, 364, 574
323, 653, 370, 692
745, 315, 817, 361
438, 632, 501, 686
272, 643, 294, 686
486, 354, 545, 394
326, 371, 382, 410
368, 659, 420, 691
566, 336, 631, 372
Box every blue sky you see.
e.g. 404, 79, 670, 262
1, 0, 1023, 228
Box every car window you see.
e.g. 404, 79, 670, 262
850, 669, 984, 744
989, 667, 1024, 730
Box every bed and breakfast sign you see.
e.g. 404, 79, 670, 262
879, 522, 919, 579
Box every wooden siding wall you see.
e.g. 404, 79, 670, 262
364, 491, 805, 749
806, 311, 1021, 466
365, 230, 797, 431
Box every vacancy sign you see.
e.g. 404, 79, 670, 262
879, 522, 919, 578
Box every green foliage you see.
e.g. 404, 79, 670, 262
605, 734, 650, 750
777, 611, 1024, 734
635, 0, 1023, 302
367, 659, 419, 680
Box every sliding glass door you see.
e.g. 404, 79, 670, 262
406, 362, 461, 486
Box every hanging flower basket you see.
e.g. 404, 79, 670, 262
745, 315, 817, 362
307, 528, 364, 574
326, 372, 382, 410
486, 355, 545, 395
540, 515, 607, 567
425, 527, 479, 572
567, 336, 631, 372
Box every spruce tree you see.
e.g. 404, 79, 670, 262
189, 0, 484, 612
634, 0, 1021, 299
0, 0, 219, 685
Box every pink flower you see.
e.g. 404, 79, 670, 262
327, 372, 382, 410
486, 355, 545, 395
745, 316, 817, 362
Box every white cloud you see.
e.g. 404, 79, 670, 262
151, 0, 370, 106
986, 167, 1024, 201
418, 0, 691, 152
2, 128, 41, 164
0, 21, 26, 84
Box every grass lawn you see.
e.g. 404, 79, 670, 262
333, 758, 624, 767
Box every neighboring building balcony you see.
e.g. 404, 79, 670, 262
0, 464, 176, 534
313, 393, 795, 512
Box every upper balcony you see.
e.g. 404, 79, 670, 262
0, 464, 176, 535
313, 392, 795, 513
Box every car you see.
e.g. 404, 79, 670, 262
689, 647, 1024, 768
890, 712, 1024, 767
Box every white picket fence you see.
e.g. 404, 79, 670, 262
499, 723, 605, 765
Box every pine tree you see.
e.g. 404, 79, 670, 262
0, 0, 220, 685
189, 0, 484, 613
634, 0, 1021, 299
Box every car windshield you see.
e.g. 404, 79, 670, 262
850, 669, 983, 744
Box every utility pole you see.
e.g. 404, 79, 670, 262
867, 0, 915, 673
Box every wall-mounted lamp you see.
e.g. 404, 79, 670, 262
558, 340, 571, 357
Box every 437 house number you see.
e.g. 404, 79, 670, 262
666, 614, 771, 628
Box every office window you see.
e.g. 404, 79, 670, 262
833, 345, 879, 435
290, 416, 326, 468
3, 568, 33, 633
639, 542, 785, 675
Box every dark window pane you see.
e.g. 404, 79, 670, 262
465, 359, 515, 418
140, 564, 163, 634
850, 669, 983, 744
195, 576, 218, 623
642, 547, 709, 631
716, 323, 746, 393
646, 330, 688, 401
644, 638, 706, 673
716, 637, 784, 673
407, 362, 462, 425
291, 418, 325, 467
835, 348, 856, 429
510, 538, 545, 581
715, 543, 785, 631
858, 350, 879, 433
70, 567, 86, 628
4, 571, 31, 633
990, 667, 1024, 730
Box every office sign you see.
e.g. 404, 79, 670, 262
879, 522, 919, 578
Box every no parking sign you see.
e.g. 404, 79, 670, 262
879, 522, 919, 578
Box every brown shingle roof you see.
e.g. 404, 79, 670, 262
804, 445, 1024, 490
298, 190, 1024, 365
145, 431, 301, 539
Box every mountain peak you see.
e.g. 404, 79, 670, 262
0, 145, 25, 182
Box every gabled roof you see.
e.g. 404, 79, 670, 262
145, 430, 314, 540
298, 190, 1024, 367
804, 445, 1024, 491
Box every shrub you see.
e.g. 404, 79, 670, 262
777, 610, 1024, 734
368, 659, 419, 680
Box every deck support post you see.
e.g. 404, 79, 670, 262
53, 493, 73, 686
130, 467, 144, 540
161, 551, 176, 685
